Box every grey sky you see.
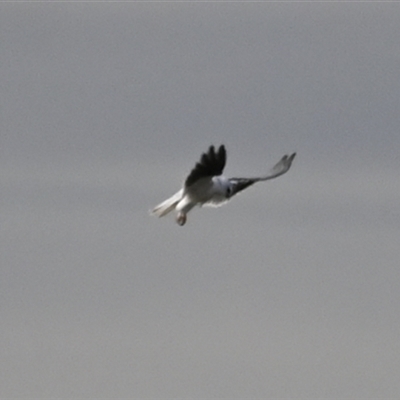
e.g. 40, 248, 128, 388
1, 3, 400, 398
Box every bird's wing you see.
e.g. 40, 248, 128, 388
185, 145, 227, 188
229, 152, 296, 196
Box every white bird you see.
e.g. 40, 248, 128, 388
151, 145, 296, 226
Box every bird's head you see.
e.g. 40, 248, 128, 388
218, 178, 234, 199
225, 183, 233, 199
212, 176, 234, 200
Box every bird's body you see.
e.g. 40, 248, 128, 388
151, 145, 296, 226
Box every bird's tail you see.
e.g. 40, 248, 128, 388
150, 189, 183, 217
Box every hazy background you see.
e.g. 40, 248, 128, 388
1, 3, 400, 398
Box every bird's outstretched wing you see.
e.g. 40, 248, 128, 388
229, 152, 296, 196
185, 145, 227, 187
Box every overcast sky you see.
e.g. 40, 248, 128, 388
1, 2, 400, 398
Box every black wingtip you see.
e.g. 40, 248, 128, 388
218, 144, 226, 161
185, 144, 227, 187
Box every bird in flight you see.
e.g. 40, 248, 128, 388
151, 145, 296, 226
